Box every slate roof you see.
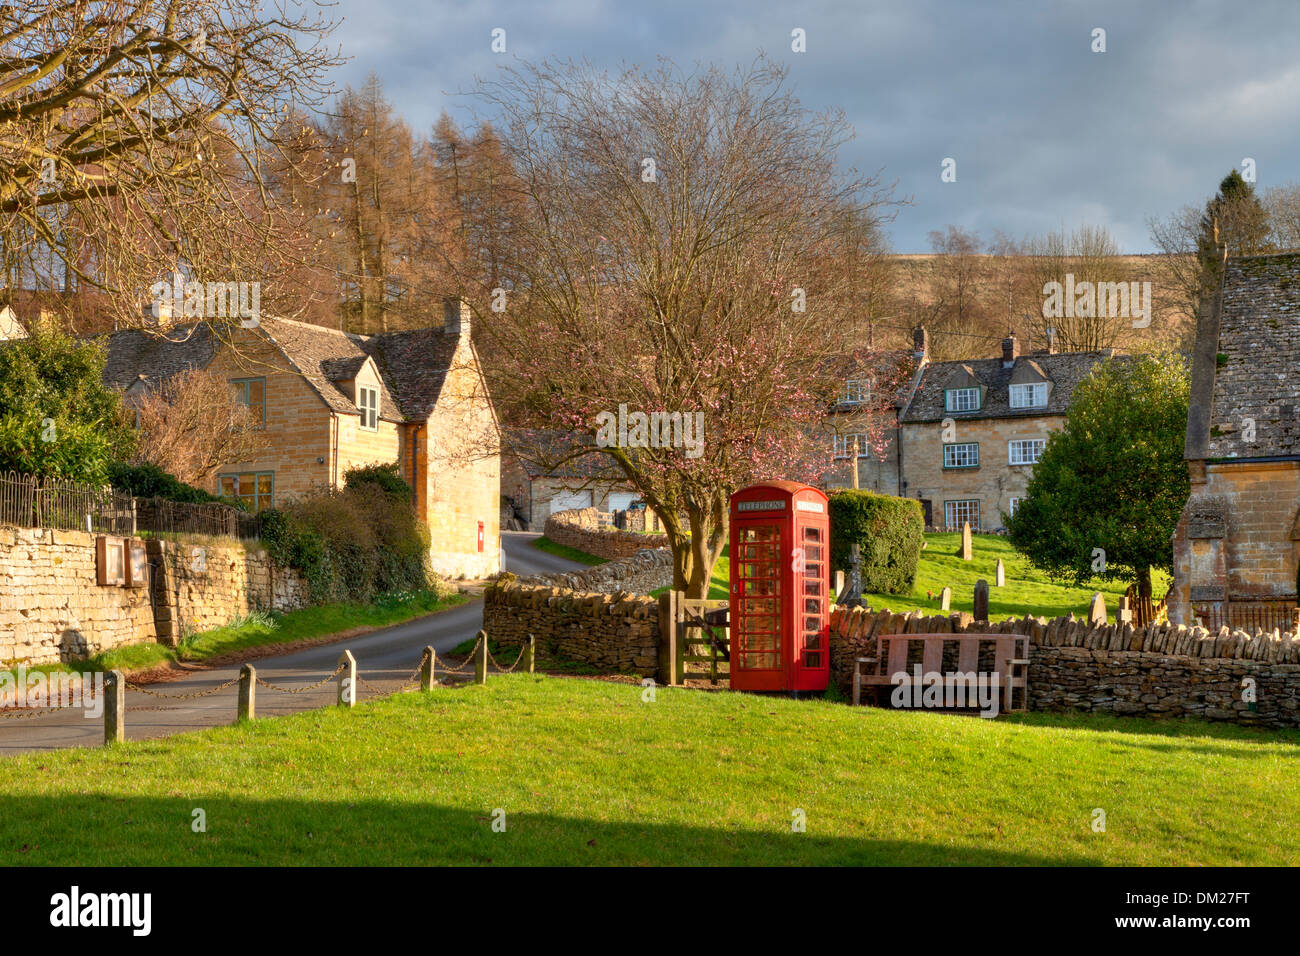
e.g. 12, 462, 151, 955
1196, 252, 1300, 460
899, 350, 1115, 423
102, 316, 463, 424
256, 317, 402, 424
358, 327, 460, 422
102, 325, 215, 390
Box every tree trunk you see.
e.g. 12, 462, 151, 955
1137, 566, 1153, 599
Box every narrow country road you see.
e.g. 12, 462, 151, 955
0, 532, 587, 756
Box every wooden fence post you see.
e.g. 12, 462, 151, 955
337, 650, 356, 707
421, 646, 436, 691
104, 670, 125, 745
475, 630, 488, 685
523, 634, 536, 674
237, 664, 256, 721
657, 591, 680, 687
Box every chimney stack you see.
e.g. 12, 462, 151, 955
1001, 333, 1019, 367
912, 326, 929, 363
1045, 327, 1057, 355
443, 297, 470, 338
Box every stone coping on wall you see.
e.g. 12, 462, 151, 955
513, 546, 673, 595
543, 507, 670, 559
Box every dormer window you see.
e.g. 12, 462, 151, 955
358, 385, 379, 430
841, 379, 870, 405
1009, 382, 1047, 409
944, 387, 980, 412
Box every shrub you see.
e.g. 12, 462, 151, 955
344, 462, 412, 500
264, 484, 433, 605
828, 490, 924, 596
107, 461, 233, 505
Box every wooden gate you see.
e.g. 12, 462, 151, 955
656, 591, 730, 686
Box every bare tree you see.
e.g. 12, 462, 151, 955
0, 0, 340, 329
1263, 183, 1300, 252
463, 57, 901, 598
129, 367, 269, 486
1023, 224, 1132, 353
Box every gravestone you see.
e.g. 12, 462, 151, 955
1118, 595, 1133, 625
940, 586, 952, 612
973, 579, 989, 622
995, 558, 1005, 588
960, 522, 973, 560
1089, 592, 1107, 625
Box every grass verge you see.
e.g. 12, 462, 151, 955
531, 535, 606, 566
12, 590, 467, 678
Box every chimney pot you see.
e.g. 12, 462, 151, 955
1002, 333, 1019, 367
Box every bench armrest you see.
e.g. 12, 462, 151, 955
855, 656, 877, 665
1008, 658, 1031, 666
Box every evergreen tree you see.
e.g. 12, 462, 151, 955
1006, 353, 1190, 598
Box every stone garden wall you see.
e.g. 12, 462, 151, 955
830, 606, 1300, 729
520, 546, 673, 595
483, 581, 660, 675
543, 507, 670, 559
0, 526, 308, 665
482, 570, 1300, 727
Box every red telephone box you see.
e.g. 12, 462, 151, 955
728, 481, 830, 692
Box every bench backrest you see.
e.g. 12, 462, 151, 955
876, 632, 1028, 677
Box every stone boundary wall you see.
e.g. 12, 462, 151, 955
482, 573, 1300, 727
830, 606, 1300, 729
483, 581, 660, 675
517, 547, 673, 595
0, 525, 309, 665
543, 507, 670, 559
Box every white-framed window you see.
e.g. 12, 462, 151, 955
1008, 439, 1046, 466
841, 379, 870, 405
833, 433, 869, 459
1009, 382, 1047, 408
943, 442, 979, 469
1007, 496, 1024, 517
944, 499, 980, 530
945, 387, 980, 412
358, 385, 379, 431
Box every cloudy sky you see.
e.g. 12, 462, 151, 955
322, 0, 1300, 253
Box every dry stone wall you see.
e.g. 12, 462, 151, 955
0, 525, 308, 665
543, 507, 670, 559
830, 605, 1300, 729
483, 581, 660, 675
518, 547, 673, 595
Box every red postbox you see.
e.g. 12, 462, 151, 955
728, 481, 830, 692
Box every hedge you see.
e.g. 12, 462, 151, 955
828, 490, 924, 596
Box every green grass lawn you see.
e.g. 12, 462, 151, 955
1, 675, 1296, 865
18, 590, 467, 677
531, 535, 606, 566
862, 532, 1170, 621
657, 533, 1166, 621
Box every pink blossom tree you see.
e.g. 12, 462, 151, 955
465, 57, 905, 597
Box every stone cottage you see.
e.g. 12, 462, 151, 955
897, 329, 1113, 530
1170, 252, 1300, 631
104, 298, 501, 578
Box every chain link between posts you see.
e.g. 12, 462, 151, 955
125, 675, 242, 699
4, 632, 526, 720
254, 663, 347, 695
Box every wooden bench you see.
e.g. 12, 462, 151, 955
852, 632, 1030, 713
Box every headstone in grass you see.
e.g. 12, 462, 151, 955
940, 586, 951, 611
960, 522, 973, 560
1089, 592, 1108, 625
1118, 595, 1133, 625
995, 558, 1005, 587
973, 579, 989, 622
